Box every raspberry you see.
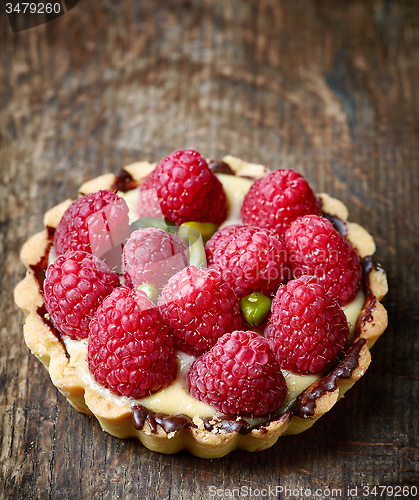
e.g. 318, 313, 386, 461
241, 169, 320, 237
186, 330, 287, 416
123, 228, 189, 291
158, 266, 243, 356
264, 276, 349, 374
205, 224, 242, 261
205, 224, 289, 298
137, 149, 227, 226
44, 251, 120, 340
88, 287, 177, 399
54, 190, 130, 259
285, 215, 362, 305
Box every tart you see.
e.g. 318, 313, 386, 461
14, 153, 388, 458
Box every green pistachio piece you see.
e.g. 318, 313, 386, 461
176, 224, 207, 267
180, 221, 218, 244
240, 292, 272, 326
137, 283, 160, 304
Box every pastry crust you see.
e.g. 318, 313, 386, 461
14, 157, 388, 458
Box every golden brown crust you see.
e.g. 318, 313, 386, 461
14, 157, 388, 457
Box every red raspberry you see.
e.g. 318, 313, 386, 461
205, 224, 242, 261
54, 190, 130, 259
88, 287, 177, 399
123, 228, 189, 291
264, 276, 349, 375
241, 169, 320, 237
205, 224, 289, 298
285, 215, 362, 305
44, 251, 120, 340
158, 266, 243, 356
137, 149, 227, 226
186, 330, 287, 416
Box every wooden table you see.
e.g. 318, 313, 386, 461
1, 1, 418, 498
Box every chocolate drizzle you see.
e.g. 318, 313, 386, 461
37, 304, 69, 359
110, 169, 140, 193
355, 256, 383, 332
208, 160, 235, 176
357, 295, 376, 326
131, 404, 253, 435
290, 338, 366, 418
361, 255, 385, 284
201, 416, 251, 435
132, 404, 192, 434
29, 226, 55, 289
323, 213, 348, 237
317, 196, 348, 237
29, 226, 70, 359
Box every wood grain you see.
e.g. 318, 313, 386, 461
1, 0, 418, 498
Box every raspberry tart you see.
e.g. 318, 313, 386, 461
14, 151, 388, 458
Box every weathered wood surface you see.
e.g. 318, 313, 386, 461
1, 1, 418, 498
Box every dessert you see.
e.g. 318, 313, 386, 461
14, 151, 388, 458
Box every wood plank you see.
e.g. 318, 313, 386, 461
1, 1, 418, 498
